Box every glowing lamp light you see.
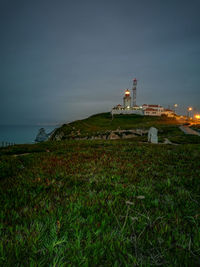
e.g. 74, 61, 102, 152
195, 114, 200, 119
188, 107, 193, 111
125, 90, 130, 95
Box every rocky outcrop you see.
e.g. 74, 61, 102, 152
35, 128, 49, 142
55, 129, 148, 141
35, 128, 57, 142
122, 133, 136, 139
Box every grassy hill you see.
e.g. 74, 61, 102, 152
50, 112, 182, 140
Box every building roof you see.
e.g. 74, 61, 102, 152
142, 104, 162, 108
164, 109, 173, 112
148, 105, 162, 107
145, 108, 158, 112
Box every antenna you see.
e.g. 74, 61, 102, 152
132, 78, 137, 107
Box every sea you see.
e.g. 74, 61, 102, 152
0, 125, 57, 145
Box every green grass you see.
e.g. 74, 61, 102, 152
1, 140, 200, 266
170, 135, 200, 144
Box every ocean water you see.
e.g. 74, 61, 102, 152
0, 125, 56, 144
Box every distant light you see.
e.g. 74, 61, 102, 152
188, 107, 193, 111
174, 104, 178, 108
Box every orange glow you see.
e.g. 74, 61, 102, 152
125, 90, 130, 95
188, 107, 193, 111
195, 114, 200, 119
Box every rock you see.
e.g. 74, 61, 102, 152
148, 127, 158, 144
163, 138, 178, 145
122, 133, 136, 139
138, 129, 148, 135
164, 138, 172, 144
137, 195, 145, 199
135, 129, 146, 136
108, 132, 120, 140
94, 136, 101, 140
35, 128, 49, 142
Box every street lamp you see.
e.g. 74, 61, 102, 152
187, 107, 193, 119
174, 104, 178, 114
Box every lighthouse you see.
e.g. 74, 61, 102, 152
123, 89, 131, 108
132, 78, 137, 107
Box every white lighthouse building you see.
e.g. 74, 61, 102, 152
112, 79, 143, 115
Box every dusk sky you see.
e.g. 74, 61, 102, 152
1, 0, 200, 125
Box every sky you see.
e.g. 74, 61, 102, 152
0, 0, 200, 125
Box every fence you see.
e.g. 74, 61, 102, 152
0, 142, 15, 148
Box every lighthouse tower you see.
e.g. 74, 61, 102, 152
123, 89, 131, 108
132, 78, 137, 107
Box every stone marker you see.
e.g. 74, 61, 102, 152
148, 127, 158, 144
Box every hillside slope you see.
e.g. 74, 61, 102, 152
51, 112, 181, 140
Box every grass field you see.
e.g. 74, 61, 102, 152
1, 137, 200, 266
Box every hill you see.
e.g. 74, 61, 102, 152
50, 112, 182, 141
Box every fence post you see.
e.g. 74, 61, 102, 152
0, 141, 16, 147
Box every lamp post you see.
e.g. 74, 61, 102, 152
187, 107, 193, 119
174, 104, 178, 114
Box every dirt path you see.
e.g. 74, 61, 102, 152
179, 126, 200, 136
